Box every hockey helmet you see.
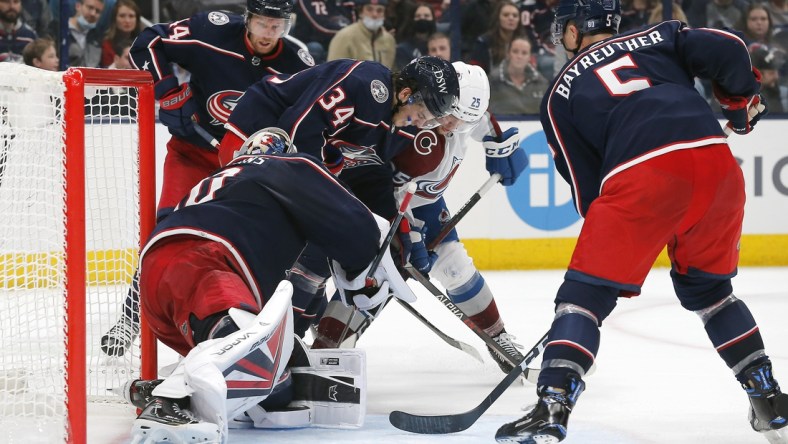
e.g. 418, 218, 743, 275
235, 127, 295, 158
400, 56, 460, 119
551, 0, 621, 45
247, 0, 293, 19
451, 61, 489, 124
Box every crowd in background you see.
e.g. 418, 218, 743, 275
1, 0, 786, 114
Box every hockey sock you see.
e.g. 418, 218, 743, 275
696, 296, 766, 373
539, 304, 600, 388
447, 272, 504, 335
286, 264, 329, 337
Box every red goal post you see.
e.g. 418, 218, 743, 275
0, 65, 157, 443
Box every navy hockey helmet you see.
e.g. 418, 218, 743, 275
247, 0, 293, 19
551, 0, 621, 45
399, 56, 460, 119
235, 127, 295, 158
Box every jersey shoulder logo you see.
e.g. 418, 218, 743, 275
370, 79, 388, 104
208, 11, 230, 25
297, 48, 315, 66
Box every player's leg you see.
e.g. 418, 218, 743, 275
286, 245, 331, 339
497, 154, 692, 443
670, 145, 788, 441
417, 198, 524, 372
131, 237, 294, 442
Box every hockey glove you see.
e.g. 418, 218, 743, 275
715, 69, 768, 135
331, 215, 417, 313
409, 224, 438, 274
159, 83, 199, 138
392, 218, 413, 267
483, 127, 528, 186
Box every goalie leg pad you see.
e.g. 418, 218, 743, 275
151, 280, 295, 442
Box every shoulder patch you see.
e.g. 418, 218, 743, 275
208, 11, 230, 25
297, 48, 315, 66
370, 79, 389, 104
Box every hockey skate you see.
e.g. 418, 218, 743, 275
495, 373, 585, 444
488, 330, 525, 373
741, 361, 788, 443
100, 313, 140, 357
131, 396, 220, 444
119, 379, 163, 409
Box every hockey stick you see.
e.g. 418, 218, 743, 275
404, 265, 539, 383
338, 182, 417, 342
389, 331, 549, 434
394, 299, 484, 363
191, 120, 220, 148
427, 173, 501, 250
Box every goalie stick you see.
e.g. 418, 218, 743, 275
338, 182, 417, 343
388, 331, 549, 434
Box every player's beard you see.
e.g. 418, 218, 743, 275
0, 10, 18, 24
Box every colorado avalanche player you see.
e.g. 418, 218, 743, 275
100, 0, 314, 357
310, 63, 531, 375
124, 129, 415, 444
495, 0, 785, 442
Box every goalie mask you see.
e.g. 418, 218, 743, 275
235, 127, 295, 158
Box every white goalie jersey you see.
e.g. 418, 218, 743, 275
392, 111, 496, 210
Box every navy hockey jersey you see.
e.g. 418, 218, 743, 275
130, 11, 314, 149
224, 59, 412, 165
541, 21, 758, 217
141, 153, 380, 306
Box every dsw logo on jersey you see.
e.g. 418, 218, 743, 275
329, 141, 382, 169
206, 90, 243, 125
506, 131, 580, 231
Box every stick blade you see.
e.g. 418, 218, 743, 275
389, 410, 475, 434
459, 341, 485, 363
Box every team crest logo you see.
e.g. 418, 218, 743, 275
206, 90, 243, 125
208, 11, 230, 25
329, 140, 383, 169
297, 48, 315, 67
370, 79, 388, 103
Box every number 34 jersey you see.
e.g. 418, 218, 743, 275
541, 20, 759, 217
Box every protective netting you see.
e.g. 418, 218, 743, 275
0, 64, 144, 443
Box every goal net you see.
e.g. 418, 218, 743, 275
0, 64, 156, 443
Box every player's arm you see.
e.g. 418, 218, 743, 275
130, 18, 201, 137
676, 24, 767, 134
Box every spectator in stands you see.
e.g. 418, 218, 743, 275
765, 0, 788, 33
469, 0, 525, 73
327, 0, 396, 68
706, 0, 743, 29
620, 0, 656, 32
55, 0, 105, 67
385, 0, 416, 38
488, 36, 548, 115
22, 36, 57, 70
291, 0, 355, 64
50, 0, 115, 40
751, 45, 785, 112
0, 0, 37, 63
427, 31, 451, 60
100, 0, 141, 67
520, 0, 558, 80
21, 0, 51, 36
106, 37, 131, 69
459, 0, 496, 60
648, 1, 689, 24
739, 4, 774, 46
395, 3, 436, 68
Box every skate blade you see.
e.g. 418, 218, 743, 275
131, 420, 221, 444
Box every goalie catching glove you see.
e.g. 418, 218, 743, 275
483, 127, 528, 186
714, 68, 768, 135
331, 215, 417, 313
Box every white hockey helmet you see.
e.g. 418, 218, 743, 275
451, 61, 490, 124
234, 127, 295, 158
